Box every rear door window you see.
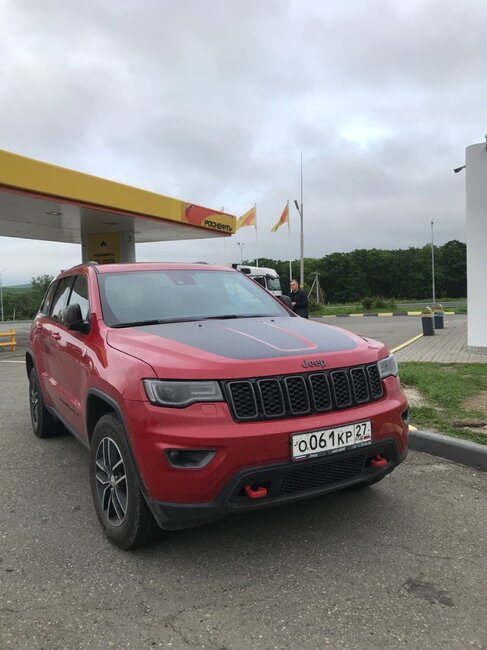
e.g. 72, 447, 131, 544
39, 282, 58, 316
67, 275, 90, 321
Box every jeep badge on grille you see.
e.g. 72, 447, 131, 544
302, 359, 327, 369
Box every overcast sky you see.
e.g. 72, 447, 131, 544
0, 0, 485, 285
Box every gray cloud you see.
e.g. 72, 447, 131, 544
0, 0, 481, 284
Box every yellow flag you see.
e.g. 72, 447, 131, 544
271, 204, 289, 232
237, 206, 256, 230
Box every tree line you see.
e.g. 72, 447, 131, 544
259, 240, 466, 302
0, 240, 466, 321
2, 275, 53, 321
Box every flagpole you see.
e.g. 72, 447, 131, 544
255, 203, 259, 266
287, 200, 292, 284
221, 207, 226, 261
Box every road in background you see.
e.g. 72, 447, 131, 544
396, 300, 467, 310
317, 314, 470, 352
2, 315, 470, 363
318, 314, 422, 351
1, 315, 461, 361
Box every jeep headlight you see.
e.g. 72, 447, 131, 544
144, 379, 223, 407
377, 354, 399, 378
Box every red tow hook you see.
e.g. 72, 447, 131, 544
244, 484, 268, 499
370, 454, 387, 468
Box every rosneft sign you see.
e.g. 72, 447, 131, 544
182, 203, 235, 234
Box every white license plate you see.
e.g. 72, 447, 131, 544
291, 420, 372, 461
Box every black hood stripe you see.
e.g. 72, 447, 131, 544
136, 317, 357, 360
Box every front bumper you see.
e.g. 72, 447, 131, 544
124, 374, 408, 505
146, 438, 406, 530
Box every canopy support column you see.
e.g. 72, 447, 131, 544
466, 143, 487, 353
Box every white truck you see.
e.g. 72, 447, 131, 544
232, 264, 282, 296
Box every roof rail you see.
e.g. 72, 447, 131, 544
64, 261, 99, 271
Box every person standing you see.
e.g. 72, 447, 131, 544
290, 279, 308, 318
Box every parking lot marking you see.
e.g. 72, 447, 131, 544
0, 359, 24, 363
391, 333, 423, 354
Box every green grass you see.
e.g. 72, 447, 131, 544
311, 303, 403, 316
399, 362, 487, 445
310, 303, 362, 316
309, 301, 467, 316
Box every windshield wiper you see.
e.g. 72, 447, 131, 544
111, 317, 200, 328
197, 314, 240, 320
199, 314, 275, 320
111, 314, 277, 328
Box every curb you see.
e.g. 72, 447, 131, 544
321, 311, 456, 318
409, 429, 487, 472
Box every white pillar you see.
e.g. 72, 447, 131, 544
466, 143, 487, 352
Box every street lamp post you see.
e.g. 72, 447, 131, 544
236, 242, 245, 264
293, 200, 304, 287
431, 221, 436, 304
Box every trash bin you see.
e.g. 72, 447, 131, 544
421, 307, 435, 336
433, 304, 444, 329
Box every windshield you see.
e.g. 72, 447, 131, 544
98, 269, 291, 327
266, 275, 281, 292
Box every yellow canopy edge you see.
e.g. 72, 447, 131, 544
0, 149, 236, 234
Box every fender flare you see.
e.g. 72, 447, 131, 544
86, 388, 154, 505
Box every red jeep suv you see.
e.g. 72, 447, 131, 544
27, 262, 408, 549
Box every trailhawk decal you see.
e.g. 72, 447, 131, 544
138, 317, 357, 360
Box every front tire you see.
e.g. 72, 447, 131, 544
29, 368, 64, 438
90, 413, 158, 550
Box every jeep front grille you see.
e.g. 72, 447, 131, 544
224, 363, 384, 422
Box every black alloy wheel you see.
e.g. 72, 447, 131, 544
28, 368, 64, 438
90, 413, 158, 550
94, 436, 128, 527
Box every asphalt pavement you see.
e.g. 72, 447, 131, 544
1, 341, 486, 649
0, 314, 469, 359
318, 314, 423, 351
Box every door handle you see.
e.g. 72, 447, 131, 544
52, 332, 61, 341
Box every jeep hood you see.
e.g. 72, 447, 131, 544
106, 316, 388, 379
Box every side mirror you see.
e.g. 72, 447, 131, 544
64, 303, 89, 333
277, 295, 293, 309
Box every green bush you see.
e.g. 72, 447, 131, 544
361, 296, 397, 311
307, 299, 320, 313
373, 296, 396, 310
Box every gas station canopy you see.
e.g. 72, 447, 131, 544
0, 149, 236, 263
